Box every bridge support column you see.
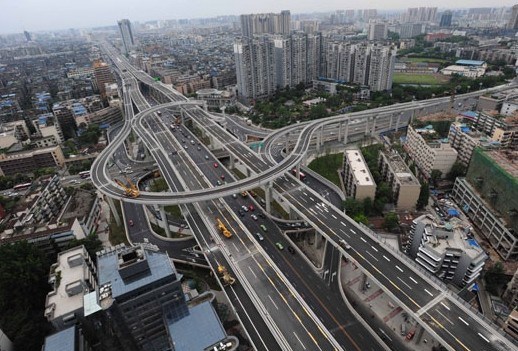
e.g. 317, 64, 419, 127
364, 116, 370, 135
159, 206, 171, 238
265, 181, 273, 214
284, 132, 289, 154
229, 154, 235, 169
180, 109, 185, 124
371, 116, 377, 136
344, 120, 349, 144
295, 163, 301, 181
203, 101, 208, 112
106, 197, 121, 226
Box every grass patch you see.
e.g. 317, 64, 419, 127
151, 223, 167, 237
392, 73, 448, 85
164, 205, 182, 219
232, 169, 246, 180
272, 201, 289, 219
405, 57, 447, 63
108, 200, 129, 245
308, 153, 343, 187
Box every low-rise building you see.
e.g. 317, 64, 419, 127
492, 127, 518, 149
44, 246, 97, 330
195, 88, 235, 109
378, 151, 420, 210
405, 125, 458, 179
59, 189, 101, 236
343, 149, 376, 201
440, 65, 486, 78
25, 175, 67, 225
448, 122, 499, 166
406, 214, 487, 287
0, 145, 65, 176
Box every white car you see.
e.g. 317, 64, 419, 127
339, 239, 351, 250
241, 205, 249, 212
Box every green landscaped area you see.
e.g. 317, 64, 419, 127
108, 200, 130, 245
393, 73, 449, 85
307, 153, 343, 187
405, 57, 448, 63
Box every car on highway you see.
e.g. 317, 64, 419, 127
339, 239, 351, 250
260, 224, 267, 232
128, 219, 134, 226
251, 214, 258, 221
232, 194, 237, 199
287, 245, 295, 254
220, 174, 225, 180
258, 213, 266, 219
197, 146, 201, 151
213, 162, 218, 168
248, 204, 254, 211
241, 191, 247, 197
238, 210, 245, 217
249, 190, 257, 197
255, 233, 264, 241
205, 155, 209, 160
216, 180, 222, 186
241, 205, 249, 212
275, 242, 284, 250
183, 145, 188, 149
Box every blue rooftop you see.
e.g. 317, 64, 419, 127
468, 239, 480, 248
167, 300, 226, 351
97, 247, 176, 298
456, 60, 485, 66
43, 326, 75, 351
460, 111, 478, 120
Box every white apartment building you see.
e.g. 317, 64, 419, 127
378, 151, 420, 210
44, 246, 97, 330
368, 22, 388, 41
405, 125, 458, 179
343, 149, 377, 200
407, 214, 487, 287
448, 122, 497, 166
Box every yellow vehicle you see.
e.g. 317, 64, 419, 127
216, 218, 232, 238
217, 265, 235, 286
115, 177, 140, 198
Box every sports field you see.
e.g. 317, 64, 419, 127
393, 73, 449, 85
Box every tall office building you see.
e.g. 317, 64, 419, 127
368, 22, 388, 41
508, 5, 518, 30
240, 11, 291, 37
93, 60, 115, 98
440, 11, 453, 27
117, 19, 135, 54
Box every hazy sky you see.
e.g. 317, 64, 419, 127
0, 0, 516, 34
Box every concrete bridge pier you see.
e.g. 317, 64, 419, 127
229, 154, 235, 169
159, 206, 171, 238
107, 197, 121, 226
265, 181, 273, 214
344, 120, 350, 144
284, 132, 289, 154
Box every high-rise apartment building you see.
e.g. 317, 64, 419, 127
240, 10, 291, 37
368, 22, 388, 41
440, 11, 453, 27
93, 60, 115, 98
399, 23, 423, 39
402, 7, 437, 23
118, 19, 135, 54
343, 149, 377, 201
508, 5, 518, 30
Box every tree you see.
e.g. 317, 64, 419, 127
0, 242, 52, 350
383, 212, 399, 232
343, 198, 363, 217
353, 213, 369, 225
417, 182, 430, 210
430, 169, 442, 187
484, 262, 510, 296
447, 162, 467, 181
67, 234, 103, 261
362, 197, 373, 216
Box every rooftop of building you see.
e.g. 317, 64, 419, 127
344, 149, 375, 186
43, 325, 75, 351
483, 149, 518, 179
455, 59, 486, 66
380, 151, 420, 186
414, 214, 485, 259
59, 189, 96, 223
97, 244, 177, 302
45, 246, 91, 322
167, 300, 227, 351
0, 144, 60, 160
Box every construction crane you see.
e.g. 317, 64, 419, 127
216, 218, 232, 238
217, 265, 235, 286
115, 177, 140, 198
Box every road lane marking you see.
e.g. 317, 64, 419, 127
331, 214, 337, 219
397, 277, 412, 290
371, 246, 378, 252
292, 332, 307, 350
268, 295, 279, 310
436, 310, 454, 325
340, 221, 346, 226
424, 289, 434, 297
440, 302, 450, 311
409, 277, 418, 284
396, 265, 403, 272
477, 333, 489, 343
309, 197, 314, 201
383, 255, 390, 262
366, 251, 378, 261
349, 229, 355, 234
360, 237, 367, 243
458, 317, 469, 326
247, 266, 257, 279
303, 192, 308, 196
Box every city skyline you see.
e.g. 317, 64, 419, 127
0, 0, 516, 34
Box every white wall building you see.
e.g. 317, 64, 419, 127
343, 149, 377, 200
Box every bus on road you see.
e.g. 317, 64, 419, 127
78, 171, 90, 179
13, 182, 32, 191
